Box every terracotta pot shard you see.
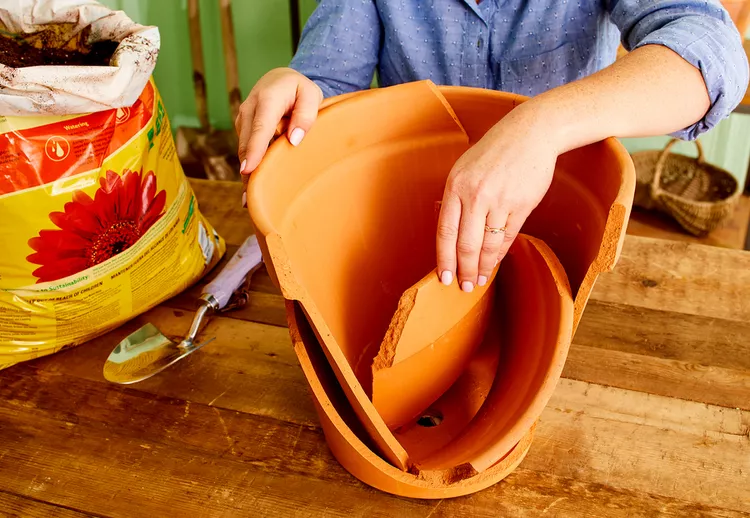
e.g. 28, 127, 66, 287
285, 231, 572, 496
406, 234, 573, 474
372, 264, 500, 430
249, 80, 472, 472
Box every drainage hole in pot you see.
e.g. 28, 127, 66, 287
417, 410, 443, 428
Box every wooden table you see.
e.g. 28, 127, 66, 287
2, 179, 750, 517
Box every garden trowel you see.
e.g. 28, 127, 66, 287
102, 234, 263, 384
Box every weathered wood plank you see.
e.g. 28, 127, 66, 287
0, 411, 423, 517
0, 490, 96, 518
1, 366, 747, 518
563, 344, 750, 411
591, 237, 750, 322
448, 469, 750, 518
18, 346, 750, 511
574, 300, 750, 371
525, 379, 750, 512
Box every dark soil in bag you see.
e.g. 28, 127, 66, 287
0, 34, 118, 68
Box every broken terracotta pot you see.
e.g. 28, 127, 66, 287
246, 80, 635, 497
250, 81, 473, 472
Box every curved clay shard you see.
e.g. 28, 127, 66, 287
287, 298, 535, 499
288, 233, 570, 492
248, 80, 471, 471
372, 264, 499, 430
409, 234, 573, 473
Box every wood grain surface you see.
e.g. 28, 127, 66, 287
0, 179, 748, 517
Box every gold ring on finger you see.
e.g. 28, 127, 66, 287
484, 225, 506, 235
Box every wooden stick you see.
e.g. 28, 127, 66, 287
289, 0, 301, 54
187, 0, 209, 129
219, 0, 242, 124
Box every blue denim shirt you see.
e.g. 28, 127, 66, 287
289, 0, 749, 140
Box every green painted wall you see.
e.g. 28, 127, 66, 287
99, 0, 317, 130
102, 0, 749, 186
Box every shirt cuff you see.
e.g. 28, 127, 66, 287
633, 20, 749, 140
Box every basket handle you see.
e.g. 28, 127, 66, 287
651, 138, 704, 195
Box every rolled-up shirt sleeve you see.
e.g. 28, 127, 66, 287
289, 0, 382, 98
609, 0, 750, 140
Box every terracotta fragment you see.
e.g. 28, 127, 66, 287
371, 264, 499, 430
405, 235, 573, 473
285, 231, 571, 495
249, 80, 471, 471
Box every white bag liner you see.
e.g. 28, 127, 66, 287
0, 0, 160, 116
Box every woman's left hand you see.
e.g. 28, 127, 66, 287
436, 102, 562, 292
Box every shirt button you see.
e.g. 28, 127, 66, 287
477, 38, 483, 49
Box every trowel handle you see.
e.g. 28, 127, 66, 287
203, 235, 263, 309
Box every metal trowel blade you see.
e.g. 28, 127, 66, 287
102, 323, 213, 384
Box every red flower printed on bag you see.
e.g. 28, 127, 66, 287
27, 169, 166, 283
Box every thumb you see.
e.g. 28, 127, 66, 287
287, 82, 323, 146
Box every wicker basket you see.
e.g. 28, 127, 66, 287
631, 139, 741, 236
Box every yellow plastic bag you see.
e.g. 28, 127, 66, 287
0, 2, 225, 369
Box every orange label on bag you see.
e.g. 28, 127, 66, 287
0, 81, 154, 195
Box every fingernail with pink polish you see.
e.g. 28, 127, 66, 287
478, 275, 487, 287
290, 127, 305, 146
440, 270, 453, 286
461, 281, 474, 293
240, 159, 247, 174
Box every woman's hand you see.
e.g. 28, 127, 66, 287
436, 102, 562, 292
236, 67, 323, 175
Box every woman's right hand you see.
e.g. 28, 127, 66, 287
236, 67, 323, 175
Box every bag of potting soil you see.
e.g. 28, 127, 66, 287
0, 1, 226, 370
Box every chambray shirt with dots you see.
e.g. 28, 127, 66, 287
289, 0, 749, 140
